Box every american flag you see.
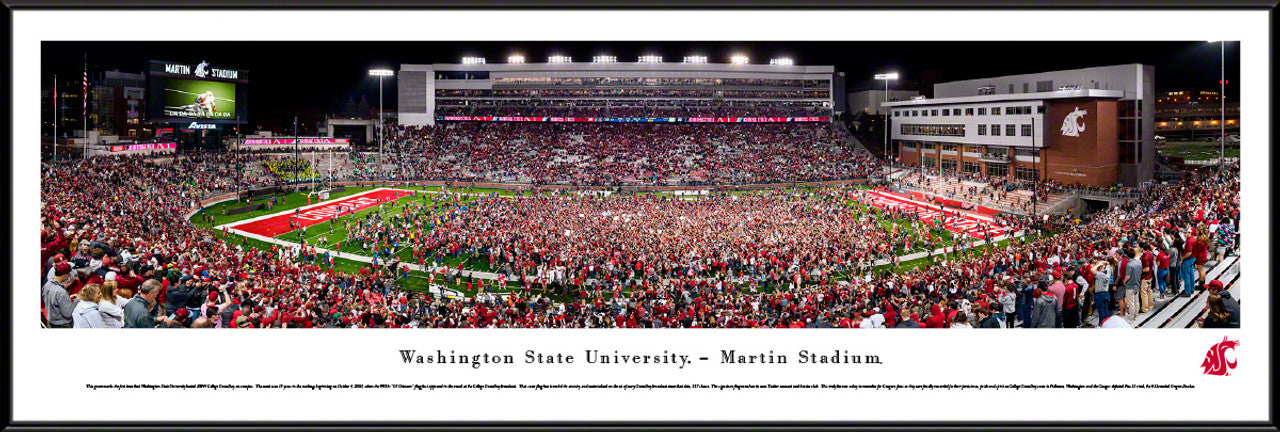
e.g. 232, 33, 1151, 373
82, 64, 88, 118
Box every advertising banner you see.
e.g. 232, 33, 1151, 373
242, 138, 350, 145
435, 116, 830, 123
109, 142, 177, 152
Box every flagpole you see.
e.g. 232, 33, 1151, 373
52, 75, 57, 165
83, 53, 88, 160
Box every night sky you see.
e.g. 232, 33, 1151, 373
43, 41, 1239, 132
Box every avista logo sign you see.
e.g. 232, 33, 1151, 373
1201, 336, 1240, 376
186, 122, 217, 130
1060, 107, 1088, 137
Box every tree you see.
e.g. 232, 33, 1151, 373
343, 96, 358, 118
357, 95, 373, 118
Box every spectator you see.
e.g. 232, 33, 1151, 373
42, 262, 76, 328
1031, 282, 1057, 328
1199, 294, 1235, 328
71, 283, 107, 328
124, 279, 168, 328
95, 282, 125, 328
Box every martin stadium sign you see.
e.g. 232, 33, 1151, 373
149, 60, 248, 81
435, 116, 831, 123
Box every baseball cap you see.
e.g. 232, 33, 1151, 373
55, 262, 71, 276
174, 308, 190, 320
1208, 280, 1225, 291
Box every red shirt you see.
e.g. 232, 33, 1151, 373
1141, 252, 1154, 280
1063, 282, 1079, 309
1156, 252, 1170, 269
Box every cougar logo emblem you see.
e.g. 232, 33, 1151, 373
194, 61, 209, 78
1201, 336, 1240, 376
1060, 107, 1088, 137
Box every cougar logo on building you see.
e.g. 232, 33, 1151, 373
1201, 336, 1240, 376
194, 61, 210, 78
1060, 107, 1088, 137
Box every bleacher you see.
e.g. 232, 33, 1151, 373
1133, 254, 1241, 329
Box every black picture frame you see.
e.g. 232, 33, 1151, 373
4, 1, 1277, 431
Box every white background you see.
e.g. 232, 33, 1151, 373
11, 9, 1271, 423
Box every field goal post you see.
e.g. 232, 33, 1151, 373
307, 188, 332, 204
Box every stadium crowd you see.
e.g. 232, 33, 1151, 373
381, 122, 876, 185
40, 132, 1238, 328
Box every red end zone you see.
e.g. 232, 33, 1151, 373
859, 190, 1008, 239
225, 188, 414, 238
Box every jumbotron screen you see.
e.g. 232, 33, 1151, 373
160, 78, 237, 120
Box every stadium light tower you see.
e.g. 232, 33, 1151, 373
461, 56, 486, 65
1208, 40, 1227, 171
769, 58, 794, 66
730, 54, 750, 65
369, 68, 394, 179
592, 55, 617, 64
638, 55, 662, 63
874, 72, 899, 162
548, 55, 572, 64
683, 55, 708, 64
508, 55, 525, 64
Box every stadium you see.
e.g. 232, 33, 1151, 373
40, 48, 1241, 330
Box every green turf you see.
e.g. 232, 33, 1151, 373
1156, 141, 1240, 161
194, 184, 1021, 300
190, 186, 379, 228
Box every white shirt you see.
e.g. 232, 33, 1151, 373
1099, 315, 1133, 329
869, 313, 885, 328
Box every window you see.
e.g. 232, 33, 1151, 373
941, 144, 958, 152
941, 159, 958, 172
921, 157, 936, 168
903, 142, 917, 150
1005, 125, 1017, 136
942, 109, 950, 116
893, 111, 900, 116
990, 124, 1001, 136
991, 107, 1002, 115
963, 145, 981, 153
962, 161, 981, 174
1015, 167, 1040, 181
931, 109, 938, 116
1037, 105, 1046, 114
977, 108, 987, 115
1015, 148, 1039, 157
1023, 82, 1030, 93
978, 124, 987, 135
901, 124, 966, 137
1023, 106, 1032, 114
1008, 84, 1014, 94
1036, 80, 1053, 92
1021, 124, 1032, 136
965, 108, 974, 115
921, 143, 936, 150
912, 110, 918, 117
987, 164, 1009, 177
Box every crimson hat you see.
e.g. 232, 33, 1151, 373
1208, 280, 1225, 291
208, 292, 219, 302
174, 308, 190, 320
55, 262, 71, 276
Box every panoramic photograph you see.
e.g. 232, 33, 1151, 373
38, 40, 1241, 330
